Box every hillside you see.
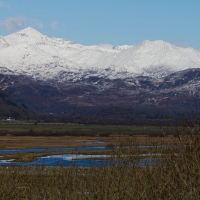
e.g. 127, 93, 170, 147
0, 89, 35, 120
0, 69, 199, 120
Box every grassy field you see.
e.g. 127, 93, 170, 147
0, 121, 177, 149
0, 121, 175, 136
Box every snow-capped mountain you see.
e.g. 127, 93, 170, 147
0, 27, 200, 81
1, 27, 200, 119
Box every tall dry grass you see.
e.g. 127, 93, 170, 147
0, 125, 200, 199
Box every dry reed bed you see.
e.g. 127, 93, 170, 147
0, 127, 200, 199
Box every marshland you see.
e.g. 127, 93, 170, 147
0, 121, 200, 199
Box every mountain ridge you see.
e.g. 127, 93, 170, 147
1, 27, 200, 82
1, 27, 200, 120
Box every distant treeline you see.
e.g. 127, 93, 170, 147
35, 113, 197, 127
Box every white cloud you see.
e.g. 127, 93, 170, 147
51, 21, 57, 29
170, 40, 190, 48
33, 20, 43, 29
29, 18, 43, 29
98, 43, 114, 50
0, 1, 3, 8
0, 16, 25, 32
0, 1, 10, 9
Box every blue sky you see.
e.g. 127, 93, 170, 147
0, 0, 200, 48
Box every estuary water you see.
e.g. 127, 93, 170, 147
0, 146, 157, 167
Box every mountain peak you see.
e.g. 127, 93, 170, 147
139, 40, 172, 47
14, 27, 44, 37
134, 40, 175, 52
19, 26, 40, 33
4, 27, 48, 46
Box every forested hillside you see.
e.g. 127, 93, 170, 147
0, 89, 35, 119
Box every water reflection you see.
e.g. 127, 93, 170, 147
0, 154, 109, 167
0, 146, 159, 167
0, 145, 157, 155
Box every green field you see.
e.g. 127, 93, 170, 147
0, 121, 175, 136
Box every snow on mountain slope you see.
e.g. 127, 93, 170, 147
0, 27, 200, 81
109, 40, 200, 77
0, 36, 9, 49
113, 45, 132, 51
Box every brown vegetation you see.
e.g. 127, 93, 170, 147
0, 129, 200, 199
0, 134, 177, 150
0, 123, 199, 199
